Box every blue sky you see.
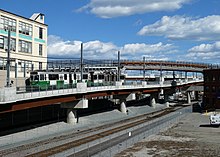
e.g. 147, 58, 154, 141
1, 0, 220, 63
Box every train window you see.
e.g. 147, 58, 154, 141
120, 75, 125, 79
30, 75, 34, 81
40, 74, 44, 80
94, 75, 97, 80
34, 75, 39, 81
49, 74, 59, 80
60, 75, 64, 80
83, 74, 88, 79
74, 74, 76, 80
98, 75, 104, 80
64, 74, 67, 80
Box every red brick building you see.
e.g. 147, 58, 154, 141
203, 69, 220, 110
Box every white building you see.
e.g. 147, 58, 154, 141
0, 9, 48, 87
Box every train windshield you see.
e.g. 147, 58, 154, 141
30, 75, 39, 81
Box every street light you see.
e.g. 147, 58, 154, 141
80, 43, 83, 82
6, 27, 11, 87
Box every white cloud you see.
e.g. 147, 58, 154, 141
78, 0, 191, 18
186, 41, 220, 61
138, 15, 220, 41
48, 35, 118, 59
121, 42, 176, 56
47, 35, 176, 60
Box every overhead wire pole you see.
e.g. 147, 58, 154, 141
6, 28, 11, 87
118, 51, 120, 81
143, 56, 146, 81
80, 43, 83, 82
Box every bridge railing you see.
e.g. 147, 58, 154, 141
16, 84, 78, 94
0, 79, 204, 104
16, 78, 203, 94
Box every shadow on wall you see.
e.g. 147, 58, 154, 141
78, 99, 114, 117
192, 103, 202, 113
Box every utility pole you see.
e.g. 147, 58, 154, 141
117, 51, 120, 81
80, 43, 83, 82
143, 56, 145, 81
6, 28, 11, 87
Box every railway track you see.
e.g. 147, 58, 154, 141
0, 104, 188, 157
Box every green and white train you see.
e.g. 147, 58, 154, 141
26, 70, 125, 90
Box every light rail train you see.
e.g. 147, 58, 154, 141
25, 70, 125, 90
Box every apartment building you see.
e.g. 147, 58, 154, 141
0, 9, 47, 87
203, 69, 220, 110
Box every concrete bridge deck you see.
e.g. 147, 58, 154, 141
0, 79, 203, 114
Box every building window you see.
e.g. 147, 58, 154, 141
17, 60, 32, 72
39, 62, 42, 70
0, 16, 16, 32
0, 35, 16, 51
0, 36, 3, 49
205, 86, 209, 92
39, 27, 43, 39
212, 86, 216, 92
19, 21, 32, 36
39, 44, 42, 56
213, 76, 216, 81
18, 40, 32, 53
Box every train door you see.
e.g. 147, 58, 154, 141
69, 73, 73, 84
64, 73, 68, 84
74, 73, 77, 83
82, 73, 88, 82
49, 73, 58, 86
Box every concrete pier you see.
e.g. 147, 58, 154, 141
120, 102, 127, 114
67, 109, 77, 124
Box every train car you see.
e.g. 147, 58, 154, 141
26, 70, 125, 90
27, 71, 89, 90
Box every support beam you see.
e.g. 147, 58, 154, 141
126, 93, 136, 101
61, 99, 88, 109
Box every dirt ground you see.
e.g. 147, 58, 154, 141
115, 112, 220, 157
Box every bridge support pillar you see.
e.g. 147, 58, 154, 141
187, 92, 191, 104
67, 109, 77, 124
61, 98, 88, 124
120, 102, 127, 114
150, 93, 158, 107
150, 98, 156, 108
165, 102, 170, 107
